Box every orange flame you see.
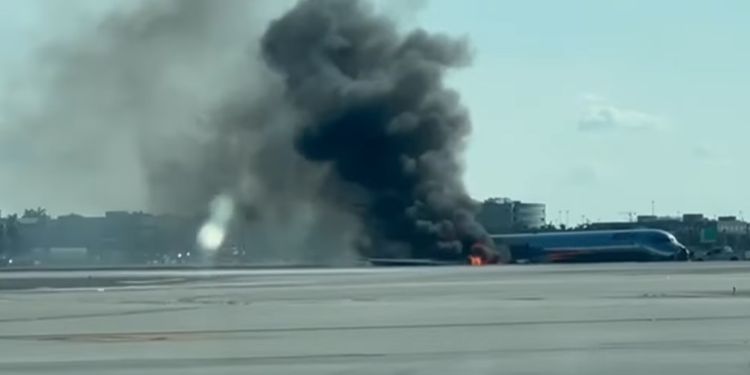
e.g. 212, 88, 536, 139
469, 241, 499, 265
468, 255, 485, 266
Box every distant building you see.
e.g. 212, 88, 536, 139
514, 202, 546, 229
717, 216, 750, 236
586, 213, 750, 260
477, 198, 546, 234
0, 210, 202, 265
682, 214, 705, 223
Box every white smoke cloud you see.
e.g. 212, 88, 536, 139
197, 194, 235, 252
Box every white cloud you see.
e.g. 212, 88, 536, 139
577, 95, 666, 132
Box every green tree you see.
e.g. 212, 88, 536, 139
23, 207, 49, 219
5, 214, 20, 256
0, 219, 5, 256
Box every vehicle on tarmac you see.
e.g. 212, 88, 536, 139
691, 246, 740, 261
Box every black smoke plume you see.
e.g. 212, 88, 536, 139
2, 0, 491, 262
259, 0, 490, 259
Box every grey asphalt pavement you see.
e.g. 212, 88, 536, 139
2, 263, 750, 374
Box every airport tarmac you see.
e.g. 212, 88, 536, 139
2, 262, 750, 374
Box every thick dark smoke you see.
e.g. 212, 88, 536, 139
260, 0, 489, 259
2, 0, 490, 262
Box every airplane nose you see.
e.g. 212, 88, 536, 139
681, 247, 690, 261
674, 246, 690, 261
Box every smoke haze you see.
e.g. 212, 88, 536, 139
1, 0, 488, 262
0, 0, 289, 215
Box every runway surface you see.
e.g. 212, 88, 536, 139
2, 262, 750, 374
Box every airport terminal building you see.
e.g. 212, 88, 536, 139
477, 198, 546, 234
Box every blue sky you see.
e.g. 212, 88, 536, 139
1, 0, 748, 223
416, 0, 750, 223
